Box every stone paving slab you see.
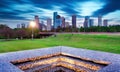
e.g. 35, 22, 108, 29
0, 46, 120, 72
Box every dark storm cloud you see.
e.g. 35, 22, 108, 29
29, 0, 88, 8
29, 0, 89, 13
61, 7, 80, 15
0, 0, 92, 20
0, 12, 27, 20
0, 0, 25, 19
0, 0, 119, 20
92, 0, 120, 16
0, 0, 13, 10
0, 1, 45, 20
28, 0, 53, 9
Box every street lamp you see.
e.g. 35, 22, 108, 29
30, 21, 36, 40
79, 25, 80, 33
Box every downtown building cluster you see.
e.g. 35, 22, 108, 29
29, 12, 77, 31
17, 12, 108, 31
84, 15, 108, 28
53, 12, 77, 29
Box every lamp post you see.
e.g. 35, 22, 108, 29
30, 21, 36, 40
79, 25, 80, 33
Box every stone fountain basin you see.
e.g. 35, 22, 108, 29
0, 46, 120, 72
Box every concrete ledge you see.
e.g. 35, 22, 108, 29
0, 46, 120, 72
0, 61, 23, 72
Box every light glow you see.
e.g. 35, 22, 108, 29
30, 20, 36, 28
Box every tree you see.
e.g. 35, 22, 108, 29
79, 25, 120, 32
16, 29, 27, 39
0, 24, 14, 39
26, 27, 39, 38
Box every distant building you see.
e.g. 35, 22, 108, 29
17, 24, 20, 28
55, 15, 62, 28
27, 24, 29, 28
34, 15, 40, 30
65, 22, 69, 28
47, 18, 52, 31
84, 16, 89, 28
61, 17, 65, 28
72, 15, 76, 28
98, 15, 102, 26
41, 21, 47, 31
21, 23, 25, 28
103, 19, 108, 26
53, 12, 58, 28
89, 19, 94, 27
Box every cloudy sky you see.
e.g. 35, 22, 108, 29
0, 0, 120, 28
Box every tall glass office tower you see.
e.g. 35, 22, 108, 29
84, 16, 89, 28
72, 15, 76, 28
53, 12, 58, 28
98, 15, 102, 26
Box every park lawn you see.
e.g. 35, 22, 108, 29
0, 34, 120, 54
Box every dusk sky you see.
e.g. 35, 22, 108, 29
0, 0, 120, 28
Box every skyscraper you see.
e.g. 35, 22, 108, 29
65, 22, 69, 28
47, 18, 52, 31
84, 16, 89, 28
72, 15, 76, 28
103, 19, 108, 26
17, 24, 20, 28
41, 21, 47, 31
21, 23, 25, 28
34, 15, 40, 30
89, 19, 94, 27
98, 15, 102, 26
61, 17, 65, 28
53, 12, 58, 28
55, 15, 62, 28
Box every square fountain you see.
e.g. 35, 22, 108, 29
0, 46, 120, 72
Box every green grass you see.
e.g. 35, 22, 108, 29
0, 34, 120, 54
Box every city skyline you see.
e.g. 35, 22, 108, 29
0, 0, 120, 28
